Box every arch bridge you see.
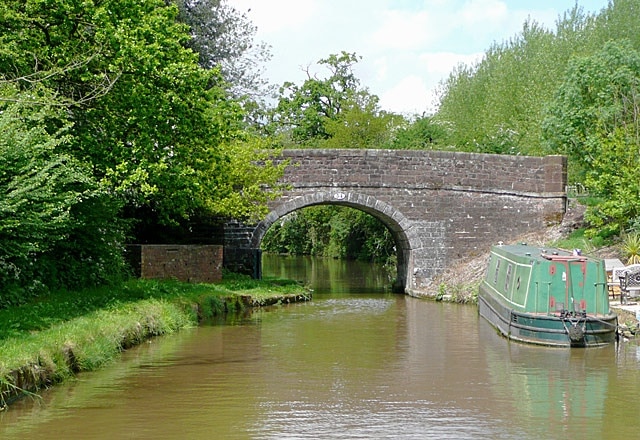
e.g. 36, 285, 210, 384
224, 149, 566, 295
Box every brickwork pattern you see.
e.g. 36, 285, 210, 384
224, 149, 567, 295
132, 245, 223, 283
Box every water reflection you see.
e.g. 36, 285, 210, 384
2, 256, 640, 439
262, 254, 391, 294
483, 331, 613, 438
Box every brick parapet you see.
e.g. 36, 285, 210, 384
277, 149, 561, 196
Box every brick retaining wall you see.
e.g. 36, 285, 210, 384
127, 245, 223, 283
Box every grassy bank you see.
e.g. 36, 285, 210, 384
0, 274, 310, 408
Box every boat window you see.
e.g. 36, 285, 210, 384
505, 264, 513, 291
494, 259, 501, 284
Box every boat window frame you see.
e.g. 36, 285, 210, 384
505, 263, 513, 292
494, 259, 501, 284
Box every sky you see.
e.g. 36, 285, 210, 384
228, 0, 611, 115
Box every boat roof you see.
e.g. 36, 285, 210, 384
491, 243, 599, 263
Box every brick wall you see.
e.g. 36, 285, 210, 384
276, 149, 565, 195
224, 149, 567, 293
127, 245, 223, 283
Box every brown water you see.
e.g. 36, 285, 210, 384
2, 255, 640, 439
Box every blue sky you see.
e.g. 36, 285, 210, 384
229, 0, 610, 114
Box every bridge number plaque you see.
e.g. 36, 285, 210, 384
333, 192, 346, 200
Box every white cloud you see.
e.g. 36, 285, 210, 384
228, 0, 610, 114
232, 0, 320, 34
380, 75, 431, 116
459, 0, 509, 26
371, 10, 434, 51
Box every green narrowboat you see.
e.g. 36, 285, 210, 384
478, 243, 617, 347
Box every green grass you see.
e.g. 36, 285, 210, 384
0, 274, 309, 407
0, 274, 305, 340
551, 228, 610, 253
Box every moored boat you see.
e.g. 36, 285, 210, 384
478, 243, 617, 347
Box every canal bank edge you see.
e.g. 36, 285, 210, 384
416, 203, 640, 337
0, 290, 311, 410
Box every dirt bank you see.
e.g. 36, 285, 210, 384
426, 202, 629, 311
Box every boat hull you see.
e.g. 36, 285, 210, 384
479, 284, 617, 347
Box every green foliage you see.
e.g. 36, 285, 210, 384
432, 0, 640, 240
270, 51, 360, 142
319, 99, 403, 149
0, 98, 126, 308
262, 207, 334, 255
433, 3, 640, 157
0, 0, 282, 227
435, 18, 572, 154
0, 0, 287, 305
622, 232, 640, 265
262, 206, 395, 264
545, 40, 640, 235
207, 136, 289, 222
390, 116, 448, 150
269, 51, 404, 147
550, 228, 602, 254
544, 39, 640, 177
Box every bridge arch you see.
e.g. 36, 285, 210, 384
250, 191, 418, 292
223, 149, 567, 296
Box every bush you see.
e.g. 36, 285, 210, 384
622, 232, 640, 264
0, 100, 127, 308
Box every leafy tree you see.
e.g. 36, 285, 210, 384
543, 40, 640, 236
390, 116, 448, 150
591, 0, 640, 49
436, 19, 571, 154
210, 136, 289, 222
0, 94, 125, 307
262, 207, 334, 255
0, 0, 284, 228
270, 51, 390, 145
174, 0, 272, 101
319, 97, 403, 149
0, 0, 288, 303
265, 52, 404, 260
434, 5, 605, 155
262, 206, 395, 264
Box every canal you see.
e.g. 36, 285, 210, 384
1, 255, 640, 439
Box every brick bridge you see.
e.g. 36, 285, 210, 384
224, 149, 567, 295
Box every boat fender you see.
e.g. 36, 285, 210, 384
567, 322, 584, 343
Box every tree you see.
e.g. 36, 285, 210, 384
543, 40, 640, 236
0, 93, 126, 307
270, 51, 387, 145
262, 206, 396, 265
0, 0, 284, 228
435, 19, 575, 155
0, 0, 288, 302
433, 5, 605, 155
319, 97, 403, 149
390, 116, 448, 150
174, 0, 272, 100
